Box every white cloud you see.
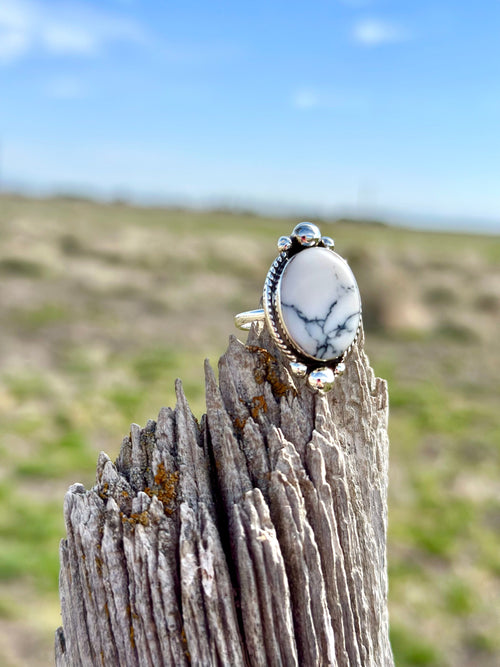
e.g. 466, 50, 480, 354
0, 28, 29, 62
0, 0, 145, 64
352, 19, 408, 46
41, 24, 98, 56
0, 1, 31, 61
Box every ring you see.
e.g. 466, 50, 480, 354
234, 309, 265, 331
235, 222, 362, 393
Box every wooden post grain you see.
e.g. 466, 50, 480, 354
55, 324, 393, 666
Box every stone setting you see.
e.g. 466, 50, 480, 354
277, 246, 361, 362
260, 222, 362, 393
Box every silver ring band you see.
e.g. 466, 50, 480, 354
234, 309, 265, 331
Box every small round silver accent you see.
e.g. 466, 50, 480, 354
320, 236, 335, 250
289, 361, 308, 377
335, 361, 346, 376
277, 235, 292, 252
291, 222, 321, 247
307, 367, 335, 394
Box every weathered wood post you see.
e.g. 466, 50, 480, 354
55, 323, 393, 666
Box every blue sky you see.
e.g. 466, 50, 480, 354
1, 0, 499, 230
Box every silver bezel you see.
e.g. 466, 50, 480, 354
262, 252, 298, 363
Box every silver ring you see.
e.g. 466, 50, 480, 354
234, 308, 265, 331
234, 222, 362, 393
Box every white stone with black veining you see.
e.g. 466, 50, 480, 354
279, 247, 361, 361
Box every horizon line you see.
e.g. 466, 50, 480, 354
1, 185, 499, 237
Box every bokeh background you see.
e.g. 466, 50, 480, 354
1, 2, 499, 666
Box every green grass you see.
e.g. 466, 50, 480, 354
10, 303, 71, 330
390, 624, 441, 667
0, 481, 61, 591
0, 193, 499, 665
0, 257, 47, 277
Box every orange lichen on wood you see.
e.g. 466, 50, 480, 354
181, 627, 190, 661
250, 394, 267, 419
98, 482, 109, 501
144, 462, 179, 515
246, 345, 294, 397
94, 555, 103, 575
121, 510, 150, 527
238, 393, 268, 420
233, 416, 247, 431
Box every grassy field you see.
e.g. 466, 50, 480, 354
0, 193, 499, 666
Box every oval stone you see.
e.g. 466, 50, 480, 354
278, 247, 361, 361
